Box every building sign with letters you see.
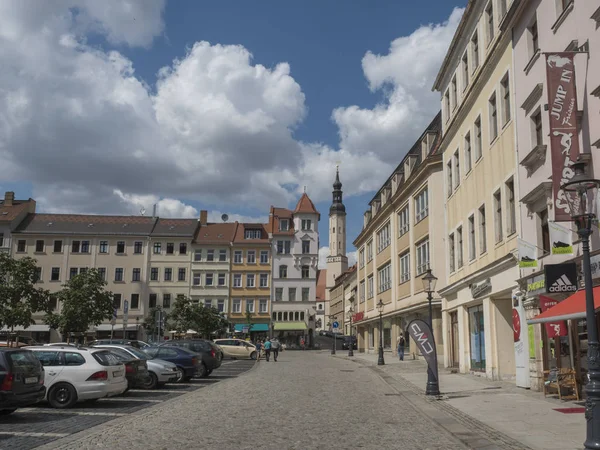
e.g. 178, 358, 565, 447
407, 319, 437, 374
544, 263, 578, 293
470, 278, 492, 299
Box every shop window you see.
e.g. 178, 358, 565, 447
468, 305, 486, 371
539, 209, 550, 255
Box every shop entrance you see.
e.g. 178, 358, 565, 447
468, 305, 486, 371
450, 311, 459, 368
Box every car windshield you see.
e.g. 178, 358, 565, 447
93, 350, 122, 366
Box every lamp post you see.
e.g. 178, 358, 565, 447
560, 159, 600, 449
377, 299, 385, 365
329, 315, 337, 355
347, 307, 354, 357
421, 269, 440, 396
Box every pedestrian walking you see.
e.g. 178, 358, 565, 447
397, 332, 405, 361
271, 338, 280, 361
255, 340, 262, 361
264, 338, 272, 362
300, 337, 305, 351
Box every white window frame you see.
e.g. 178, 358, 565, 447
279, 219, 289, 231
366, 241, 373, 262
377, 222, 391, 253
194, 250, 202, 262
219, 249, 227, 262
259, 299, 268, 313
218, 273, 226, 286
367, 276, 374, 299
233, 273, 242, 288
400, 252, 410, 283
468, 215, 476, 261
234, 250, 242, 264
246, 299, 255, 313
205, 273, 213, 286
398, 206, 409, 236
415, 188, 429, 223
378, 263, 391, 293
193, 272, 201, 286
259, 273, 269, 288
246, 273, 255, 288
247, 250, 256, 264
260, 250, 269, 264
232, 299, 241, 313
416, 239, 430, 276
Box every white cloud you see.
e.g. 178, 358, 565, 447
318, 246, 357, 270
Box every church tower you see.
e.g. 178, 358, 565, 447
326, 167, 348, 290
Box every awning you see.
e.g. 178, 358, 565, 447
95, 324, 138, 331
273, 322, 307, 331
234, 323, 269, 332
528, 287, 600, 324
1, 325, 50, 332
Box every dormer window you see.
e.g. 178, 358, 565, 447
279, 219, 289, 231
244, 229, 262, 239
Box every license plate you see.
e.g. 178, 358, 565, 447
24, 377, 37, 384
113, 371, 122, 377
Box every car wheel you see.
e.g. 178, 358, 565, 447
174, 367, 184, 383
250, 351, 257, 360
0, 409, 17, 415
143, 372, 159, 390
198, 363, 208, 378
48, 383, 78, 409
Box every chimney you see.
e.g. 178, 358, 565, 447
4, 192, 14, 206
200, 210, 208, 226
152, 204, 158, 218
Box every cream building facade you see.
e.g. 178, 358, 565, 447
0, 192, 36, 255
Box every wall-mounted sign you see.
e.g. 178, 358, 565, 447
526, 274, 545, 296
353, 312, 364, 322
539, 295, 568, 338
471, 278, 492, 299
544, 263, 577, 293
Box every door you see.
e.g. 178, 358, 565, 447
32, 350, 65, 388
215, 340, 235, 358
450, 312, 459, 368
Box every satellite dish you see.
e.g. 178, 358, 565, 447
140, 207, 146, 216
221, 214, 229, 222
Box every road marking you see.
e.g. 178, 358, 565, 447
99, 397, 163, 403
127, 389, 183, 394
0, 431, 70, 438
18, 408, 127, 417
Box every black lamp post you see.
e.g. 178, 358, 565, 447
560, 159, 600, 449
377, 299, 385, 365
422, 269, 440, 396
347, 307, 354, 357
329, 315, 337, 355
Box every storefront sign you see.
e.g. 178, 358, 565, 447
470, 278, 491, 299
544, 263, 577, 293
518, 239, 538, 268
513, 291, 530, 388
549, 221, 574, 255
407, 319, 437, 372
353, 312, 364, 322
539, 295, 568, 338
526, 274, 545, 295
545, 52, 580, 222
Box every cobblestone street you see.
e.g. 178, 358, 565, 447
37, 351, 470, 450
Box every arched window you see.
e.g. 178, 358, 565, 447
294, 311, 299, 321
277, 312, 283, 321
300, 312, 305, 321
283, 312, 288, 321
272, 312, 276, 321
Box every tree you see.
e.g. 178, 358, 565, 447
144, 306, 168, 341
169, 296, 229, 339
0, 252, 51, 344
45, 269, 113, 341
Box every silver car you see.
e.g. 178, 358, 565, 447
91, 344, 181, 388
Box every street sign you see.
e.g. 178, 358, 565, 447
332, 321, 339, 329
124, 300, 129, 314
242, 326, 250, 334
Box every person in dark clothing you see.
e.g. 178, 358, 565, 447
264, 338, 271, 361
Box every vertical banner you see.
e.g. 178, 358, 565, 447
539, 295, 568, 338
545, 53, 580, 222
513, 291, 530, 388
549, 221, 574, 255
518, 238, 538, 267
407, 319, 437, 373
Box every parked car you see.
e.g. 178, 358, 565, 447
43, 343, 79, 347
160, 340, 222, 376
341, 336, 357, 350
28, 346, 127, 408
91, 344, 180, 388
94, 347, 150, 389
142, 346, 202, 381
213, 339, 257, 360
0, 348, 46, 415
89, 339, 149, 349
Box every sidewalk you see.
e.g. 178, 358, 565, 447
343, 352, 585, 450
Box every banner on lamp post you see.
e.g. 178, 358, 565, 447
549, 221, 574, 255
545, 52, 581, 222
518, 238, 538, 268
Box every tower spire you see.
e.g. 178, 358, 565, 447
330, 166, 345, 214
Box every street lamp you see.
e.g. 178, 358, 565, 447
421, 269, 440, 396
560, 159, 600, 449
347, 307, 354, 357
329, 315, 337, 355
377, 299, 385, 365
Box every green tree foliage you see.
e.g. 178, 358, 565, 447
0, 252, 51, 341
169, 296, 229, 338
45, 269, 113, 340
144, 306, 168, 340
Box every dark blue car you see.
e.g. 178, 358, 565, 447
142, 346, 200, 382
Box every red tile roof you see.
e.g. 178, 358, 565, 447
194, 222, 238, 244
15, 213, 157, 235
232, 223, 270, 244
294, 193, 320, 217
267, 206, 295, 235
0, 199, 35, 223
316, 269, 327, 301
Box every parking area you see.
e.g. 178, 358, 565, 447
0, 359, 255, 450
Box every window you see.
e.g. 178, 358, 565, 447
206, 273, 213, 286
474, 116, 482, 161
259, 273, 268, 287
302, 288, 310, 301
367, 276, 374, 299
247, 251, 256, 264
444, 90, 450, 121
179, 243, 187, 255
360, 281, 366, 302
113, 294, 122, 310
416, 239, 430, 276
34, 267, 42, 283
218, 273, 226, 286
464, 132, 472, 173
204, 299, 212, 309
378, 264, 391, 293
69, 267, 78, 279
302, 240, 310, 254
359, 249, 365, 268
501, 73, 511, 125
153, 242, 162, 254
453, 150, 460, 189
471, 31, 480, 72
400, 252, 410, 283
132, 268, 141, 282
193, 249, 202, 262
486, 2, 495, 45
366, 241, 373, 262
234, 250, 242, 263
260, 250, 269, 264
284, 312, 289, 321
72, 240, 80, 253
178, 268, 186, 281
79, 267, 88, 275
233, 274, 242, 287
447, 160, 453, 198
278, 265, 288, 280
279, 219, 289, 231
300, 311, 305, 321
245, 229, 262, 239
207, 250, 214, 261
245, 299, 254, 313
449, 233, 456, 273
99, 241, 108, 254
377, 222, 391, 253
164, 268, 172, 281
217, 299, 224, 312
529, 19, 539, 56
134, 241, 143, 254
469, 215, 476, 261
301, 265, 310, 279
275, 288, 283, 301
17, 239, 26, 252
145, 267, 157, 282
49, 296, 58, 310
53, 240, 62, 253
276, 241, 291, 254
149, 294, 157, 309
259, 299, 267, 313
398, 206, 409, 236
246, 274, 255, 288
35, 240, 44, 252
98, 268, 106, 281
219, 249, 227, 262
451, 76, 458, 111
131, 294, 140, 309
532, 109, 543, 147
193, 272, 201, 286
540, 209, 551, 254
489, 93, 498, 142
289, 288, 296, 302
163, 294, 171, 309
506, 179, 516, 235
462, 52, 469, 90
479, 205, 488, 254
494, 190, 503, 243
301, 219, 311, 231
457, 226, 463, 269
80, 240, 90, 253
166, 243, 174, 254
415, 188, 429, 222
115, 268, 124, 282
51, 267, 60, 281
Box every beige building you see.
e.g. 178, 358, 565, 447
353, 113, 445, 356
328, 265, 357, 335
434, 0, 520, 380
0, 192, 36, 255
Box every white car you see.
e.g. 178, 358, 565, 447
213, 339, 257, 360
28, 346, 127, 408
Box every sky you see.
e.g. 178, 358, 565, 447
0, 0, 465, 268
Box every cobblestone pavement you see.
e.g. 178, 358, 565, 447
36, 351, 469, 450
0, 360, 254, 450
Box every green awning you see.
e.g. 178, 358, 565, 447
234, 323, 269, 332
273, 322, 307, 331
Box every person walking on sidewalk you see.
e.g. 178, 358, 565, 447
397, 332, 405, 361
271, 338, 280, 361
264, 338, 272, 362
255, 340, 263, 361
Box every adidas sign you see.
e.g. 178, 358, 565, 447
548, 274, 577, 293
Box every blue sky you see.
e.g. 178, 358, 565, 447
0, 1, 464, 265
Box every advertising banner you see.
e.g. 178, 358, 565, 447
518, 238, 538, 268
545, 52, 580, 222
549, 221, 574, 255
544, 262, 578, 294
539, 295, 568, 338
513, 291, 530, 388
407, 319, 437, 373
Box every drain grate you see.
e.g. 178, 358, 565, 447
340, 369, 355, 372
384, 393, 401, 396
